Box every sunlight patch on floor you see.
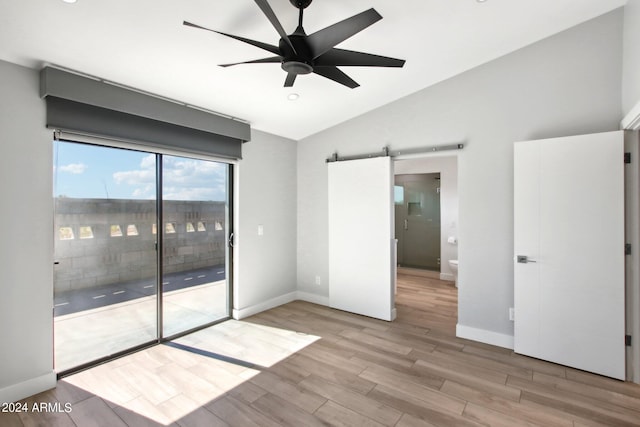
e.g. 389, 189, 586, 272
61, 320, 320, 425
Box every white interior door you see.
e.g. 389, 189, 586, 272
328, 156, 395, 321
514, 131, 625, 380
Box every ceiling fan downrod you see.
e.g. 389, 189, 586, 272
291, 0, 311, 30
289, 0, 313, 9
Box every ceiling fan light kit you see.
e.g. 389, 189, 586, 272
184, 0, 405, 89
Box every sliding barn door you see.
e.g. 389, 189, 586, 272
328, 157, 395, 321
514, 131, 625, 379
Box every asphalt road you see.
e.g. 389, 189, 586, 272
54, 265, 226, 316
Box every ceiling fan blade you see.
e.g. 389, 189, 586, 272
253, 0, 297, 54
307, 8, 382, 59
219, 56, 282, 67
183, 21, 281, 55
284, 72, 297, 87
315, 48, 405, 68
313, 66, 360, 89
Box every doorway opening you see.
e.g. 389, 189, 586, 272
394, 156, 458, 283
53, 139, 233, 374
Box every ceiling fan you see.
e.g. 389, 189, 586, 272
184, 0, 405, 89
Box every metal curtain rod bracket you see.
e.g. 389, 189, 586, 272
326, 143, 464, 163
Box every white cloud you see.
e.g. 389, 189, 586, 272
140, 154, 156, 169
113, 154, 155, 199
113, 169, 156, 185
59, 163, 88, 174
113, 155, 227, 200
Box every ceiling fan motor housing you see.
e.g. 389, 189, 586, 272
279, 34, 314, 74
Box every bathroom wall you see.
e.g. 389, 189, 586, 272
394, 155, 458, 281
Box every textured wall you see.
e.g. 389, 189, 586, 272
54, 198, 227, 292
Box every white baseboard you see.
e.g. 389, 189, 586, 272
299, 292, 396, 321
440, 273, 454, 281
232, 290, 396, 323
295, 291, 330, 306
233, 291, 297, 320
456, 324, 514, 350
0, 371, 56, 404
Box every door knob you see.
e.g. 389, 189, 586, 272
516, 255, 536, 263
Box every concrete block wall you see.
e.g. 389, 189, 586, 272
54, 198, 226, 292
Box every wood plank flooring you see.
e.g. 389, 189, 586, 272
3, 273, 640, 426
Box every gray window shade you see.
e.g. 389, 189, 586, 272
40, 67, 250, 159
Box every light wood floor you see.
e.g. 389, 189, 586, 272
4, 274, 640, 426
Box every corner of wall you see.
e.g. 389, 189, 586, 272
295, 291, 330, 307
233, 291, 298, 320
456, 323, 514, 350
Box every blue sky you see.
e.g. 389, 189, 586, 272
53, 141, 227, 201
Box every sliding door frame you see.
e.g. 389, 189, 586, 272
54, 133, 236, 376
159, 159, 235, 342
156, 153, 165, 340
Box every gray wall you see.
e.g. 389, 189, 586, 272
623, 0, 640, 116
296, 9, 623, 343
235, 130, 297, 314
0, 61, 54, 401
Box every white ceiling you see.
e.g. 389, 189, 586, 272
0, 0, 627, 140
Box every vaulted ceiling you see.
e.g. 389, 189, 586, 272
0, 0, 627, 139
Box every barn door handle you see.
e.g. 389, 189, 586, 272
516, 255, 536, 263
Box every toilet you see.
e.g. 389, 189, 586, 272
448, 260, 458, 287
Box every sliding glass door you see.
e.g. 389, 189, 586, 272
161, 155, 231, 337
53, 142, 158, 372
53, 141, 232, 373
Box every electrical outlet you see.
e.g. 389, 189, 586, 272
509, 307, 515, 321
315, 275, 321, 285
